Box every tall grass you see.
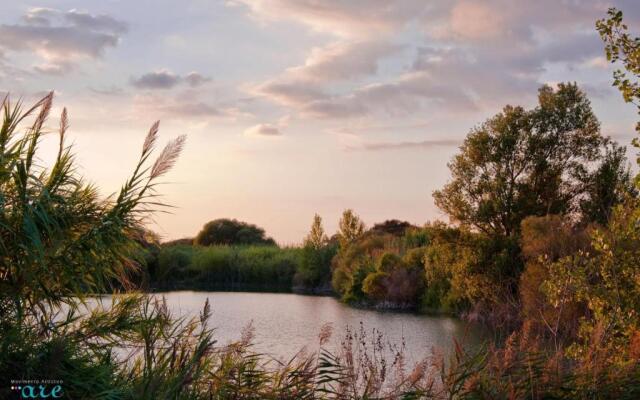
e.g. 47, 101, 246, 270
154, 245, 302, 291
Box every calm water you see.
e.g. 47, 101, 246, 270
102, 291, 485, 363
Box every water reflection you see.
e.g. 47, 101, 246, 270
93, 291, 485, 364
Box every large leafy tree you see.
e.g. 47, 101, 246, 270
194, 218, 276, 246
434, 83, 627, 237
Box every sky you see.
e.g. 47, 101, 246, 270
1, 0, 639, 244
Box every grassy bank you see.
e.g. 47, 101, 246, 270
151, 244, 304, 292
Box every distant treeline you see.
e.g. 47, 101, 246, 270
148, 245, 304, 292
137, 217, 338, 293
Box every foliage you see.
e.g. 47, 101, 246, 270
331, 221, 477, 312
337, 209, 365, 249
295, 214, 337, 290
0, 94, 192, 398
518, 215, 590, 347
153, 244, 302, 291
361, 252, 424, 305
528, 6, 640, 365
597, 7, 640, 134
0, 92, 184, 323
542, 201, 640, 363
369, 219, 416, 237
433, 83, 626, 238
305, 213, 328, 249
194, 218, 276, 246
163, 237, 194, 246
331, 233, 388, 303
579, 142, 635, 225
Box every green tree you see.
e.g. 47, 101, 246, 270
362, 252, 424, 306
433, 83, 623, 237
295, 214, 336, 289
194, 218, 276, 246
304, 213, 328, 249
580, 143, 635, 225
337, 209, 365, 249
597, 7, 640, 134
369, 219, 416, 236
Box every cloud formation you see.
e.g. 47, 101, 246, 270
239, 0, 627, 121
131, 70, 211, 89
230, 0, 424, 38
244, 123, 282, 137
0, 7, 128, 74
287, 41, 403, 82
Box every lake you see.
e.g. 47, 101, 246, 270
105, 291, 486, 364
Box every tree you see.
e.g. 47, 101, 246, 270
337, 209, 365, 248
528, 7, 640, 365
580, 143, 635, 225
597, 8, 640, 134
304, 214, 328, 249
194, 218, 276, 246
369, 219, 416, 237
295, 214, 336, 289
433, 83, 626, 238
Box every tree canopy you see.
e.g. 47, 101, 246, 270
194, 218, 276, 246
337, 209, 365, 249
369, 220, 416, 237
433, 82, 631, 237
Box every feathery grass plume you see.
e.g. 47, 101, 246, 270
143, 120, 160, 156
0, 92, 191, 398
151, 134, 186, 180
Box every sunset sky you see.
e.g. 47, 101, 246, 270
1, 0, 639, 244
